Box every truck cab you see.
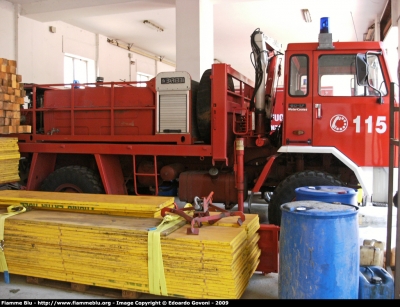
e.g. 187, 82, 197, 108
283, 40, 390, 168
265, 29, 397, 225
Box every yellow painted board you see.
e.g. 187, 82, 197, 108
0, 177, 20, 184
0, 190, 175, 216
0, 165, 19, 171
0, 190, 174, 209
0, 155, 20, 161
0, 138, 18, 148
204, 212, 258, 226
3, 208, 173, 218
0, 164, 19, 171
0, 144, 19, 151
0, 172, 20, 178
4, 209, 173, 233
0, 154, 19, 161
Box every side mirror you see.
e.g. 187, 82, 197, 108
356, 53, 369, 86
355, 52, 384, 104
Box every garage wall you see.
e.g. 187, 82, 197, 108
0, 0, 175, 84
98, 34, 133, 82
0, 0, 15, 61
97, 35, 174, 82
17, 18, 64, 84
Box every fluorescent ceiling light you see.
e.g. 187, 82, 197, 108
143, 20, 164, 32
302, 9, 312, 23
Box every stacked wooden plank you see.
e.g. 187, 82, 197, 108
0, 58, 31, 134
1, 203, 260, 299
0, 190, 175, 218
0, 137, 20, 184
161, 213, 260, 298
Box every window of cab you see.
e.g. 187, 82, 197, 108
289, 55, 308, 97
318, 54, 387, 97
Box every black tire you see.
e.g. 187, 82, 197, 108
190, 80, 200, 139
268, 170, 342, 226
196, 69, 234, 143
40, 165, 104, 193
196, 69, 212, 143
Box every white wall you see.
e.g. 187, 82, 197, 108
17, 18, 64, 84
0, 0, 175, 84
157, 60, 175, 74
98, 34, 132, 82
383, 27, 399, 83
0, 0, 16, 61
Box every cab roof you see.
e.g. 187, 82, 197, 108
286, 41, 384, 52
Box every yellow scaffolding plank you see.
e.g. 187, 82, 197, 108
1, 207, 260, 299
0, 190, 175, 217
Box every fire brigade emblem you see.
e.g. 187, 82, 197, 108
330, 114, 348, 133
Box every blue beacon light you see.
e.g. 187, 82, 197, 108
320, 17, 330, 33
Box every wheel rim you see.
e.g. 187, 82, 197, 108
54, 183, 84, 193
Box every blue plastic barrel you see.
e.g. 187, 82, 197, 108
279, 200, 359, 299
295, 186, 357, 205
359, 266, 394, 299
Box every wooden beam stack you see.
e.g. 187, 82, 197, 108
0, 58, 31, 134
0, 137, 20, 184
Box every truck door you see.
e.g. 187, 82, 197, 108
311, 51, 390, 167
283, 53, 313, 145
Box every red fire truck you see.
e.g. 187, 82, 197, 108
11, 24, 396, 225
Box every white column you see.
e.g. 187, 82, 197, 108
176, 0, 213, 82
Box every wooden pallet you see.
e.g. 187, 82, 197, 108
26, 276, 141, 299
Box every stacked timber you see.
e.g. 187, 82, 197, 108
1, 206, 260, 299
0, 190, 175, 218
0, 58, 31, 134
0, 137, 20, 184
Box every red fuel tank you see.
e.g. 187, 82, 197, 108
178, 171, 247, 208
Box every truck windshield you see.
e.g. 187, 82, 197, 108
319, 54, 387, 97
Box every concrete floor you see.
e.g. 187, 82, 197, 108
0, 194, 397, 300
